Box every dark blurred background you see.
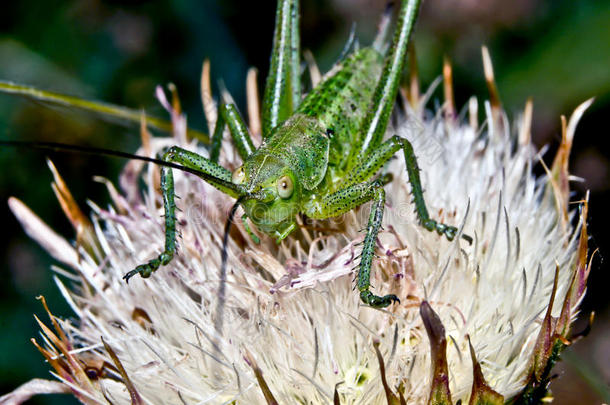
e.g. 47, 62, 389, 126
0, 0, 608, 403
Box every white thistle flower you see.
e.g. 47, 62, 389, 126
2, 52, 593, 405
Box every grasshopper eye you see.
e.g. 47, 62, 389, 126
232, 166, 246, 184
277, 175, 293, 199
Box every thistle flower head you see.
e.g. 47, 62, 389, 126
2, 52, 593, 405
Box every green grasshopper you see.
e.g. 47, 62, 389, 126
1, 0, 469, 308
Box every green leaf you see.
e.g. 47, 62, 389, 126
0, 81, 209, 143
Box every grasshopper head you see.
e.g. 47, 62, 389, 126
233, 155, 301, 241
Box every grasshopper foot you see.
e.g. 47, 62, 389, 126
123, 252, 172, 282
360, 290, 400, 308
422, 219, 471, 243
123, 262, 155, 282
423, 219, 453, 240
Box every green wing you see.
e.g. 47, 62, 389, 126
0, 81, 209, 143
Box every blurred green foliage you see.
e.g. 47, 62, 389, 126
1, 0, 608, 403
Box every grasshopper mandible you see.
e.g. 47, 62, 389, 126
1, 0, 470, 308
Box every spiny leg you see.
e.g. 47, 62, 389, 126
124, 146, 239, 281
347, 0, 421, 167
305, 180, 399, 308
399, 137, 467, 241
210, 103, 255, 163
262, 0, 301, 137
339, 135, 469, 242
359, 186, 398, 308
124, 160, 176, 280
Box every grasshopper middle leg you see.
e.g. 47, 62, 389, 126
341, 135, 469, 242
308, 135, 469, 308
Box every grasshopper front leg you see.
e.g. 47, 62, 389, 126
124, 146, 238, 281
305, 180, 399, 308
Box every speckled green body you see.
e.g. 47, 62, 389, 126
297, 48, 383, 175
245, 47, 383, 217
125, 0, 468, 308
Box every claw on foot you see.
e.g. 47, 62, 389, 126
123, 262, 155, 282
360, 290, 400, 308
461, 233, 473, 244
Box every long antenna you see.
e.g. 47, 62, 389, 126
1, 139, 200, 172
214, 196, 244, 336
0, 140, 244, 195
